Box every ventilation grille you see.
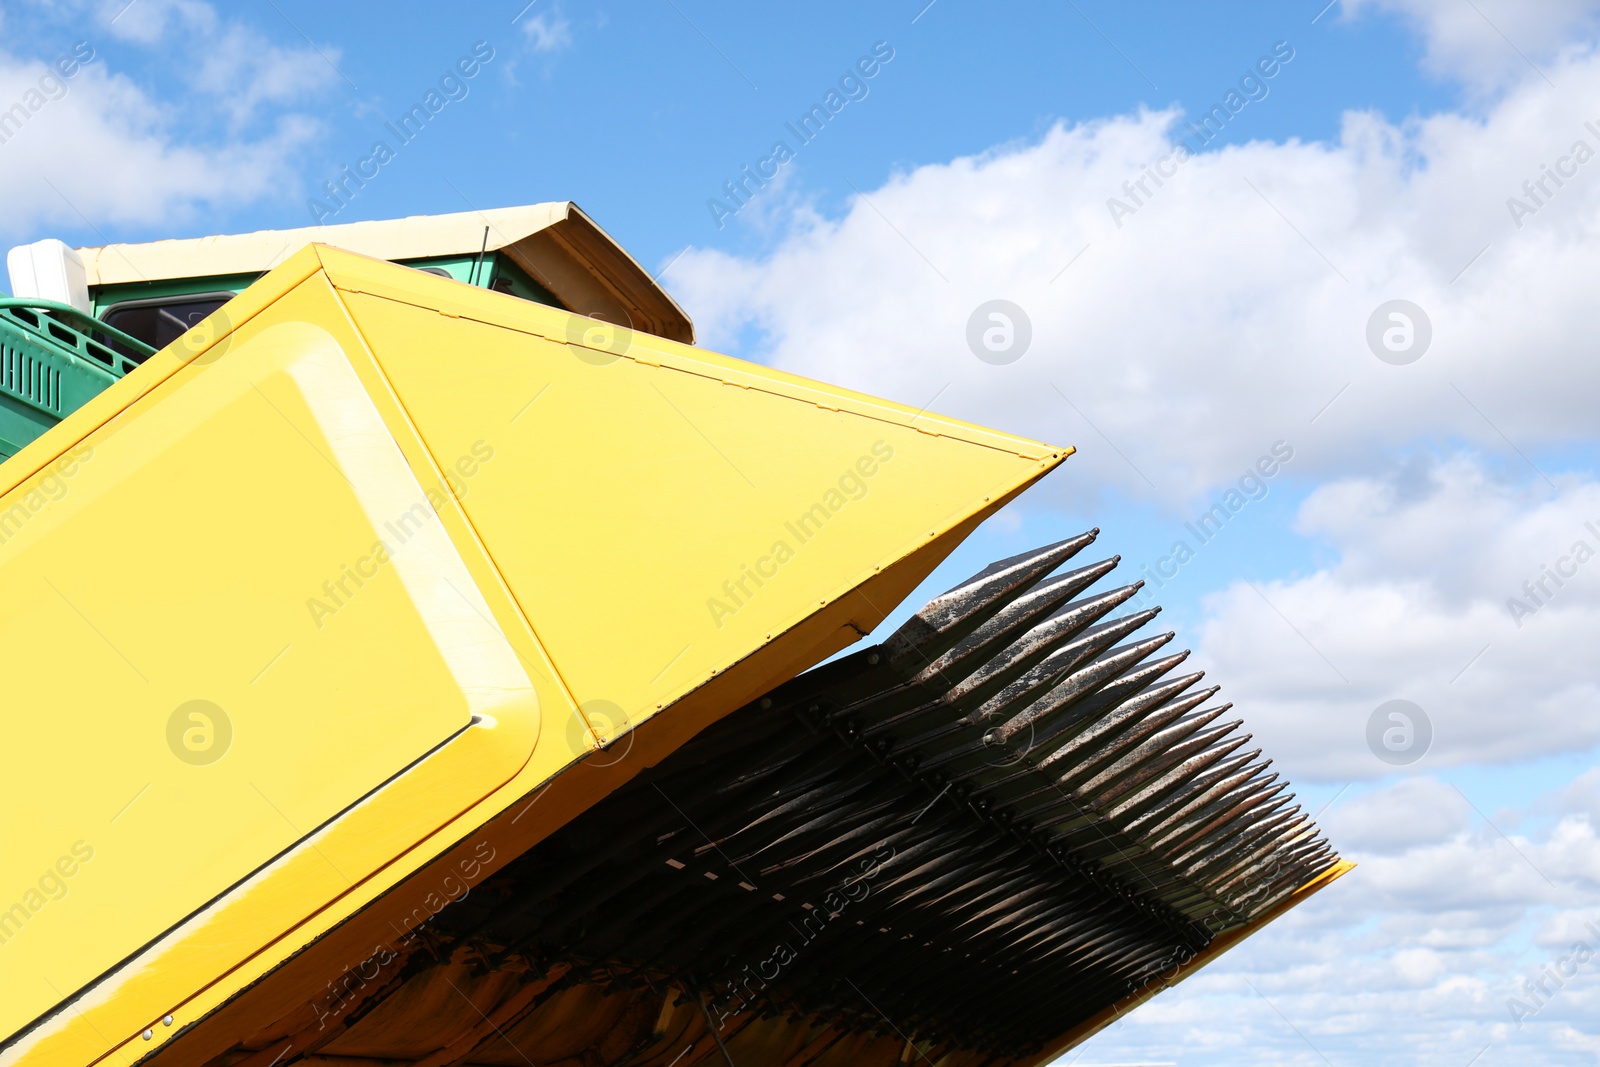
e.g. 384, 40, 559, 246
0, 342, 62, 415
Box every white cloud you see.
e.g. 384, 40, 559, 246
672, 47, 1600, 510
1189, 453, 1600, 777
519, 10, 573, 55
82, 0, 342, 125
191, 22, 343, 126
668, 44, 1600, 781
0, 47, 319, 241
0, 1, 339, 242
1341, 0, 1600, 90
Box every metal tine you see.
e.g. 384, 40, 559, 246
948, 878, 1066, 936
881, 530, 1100, 674
1054, 696, 1230, 801
1106, 747, 1265, 836
1176, 795, 1304, 875
1238, 854, 1333, 919
864, 826, 997, 901
1127, 757, 1273, 842
1174, 797, 1300, 877
734, 791, 905, 869
1237, 838, 1331, 903
798, 821, 978, 895
1043, 688, 1222, 797
910, 629, 1179, 780
908, 556, 1122, 688
1028, 923, 1157, 975
752, 812, 908, 881
927, 861, 1133, 952
951, 874, 1123, 954
960, 662, 1202, 811
775, 810, 962, 891
912, 859, 1056, 926
663, 729, 849, 804
1251, 840, 1336, 897
1144, 789, 1290, 884
731, 796, 904, 876
880, 850, 1037, 923
960, 890, 1130, 956
1037, 925, 1174, 985
1098, 734, 1259, 827
1085, 718, 1246, 811
883, 848, 1043, 919
1032, 673, 1210, 778
944, 598, 1156, 722
1006, 891, 1159, 958
1206, 822, 1313, 899
773, 818, 957, 896
1178, 822, 1305, 907
1239, 855, 1330, 918
985, 632, 1179, 747
889, 601, 1165, 764
860, 586, 1150, 739
714, 760, 886, 846
1187, 808, 1305, 885
1245, 825, 1332, 883
861, 853, 1064, 950
1153, 780, 1290, 859
968, 896, 1120, 960
1209, 825, 1312, 889
1002, 650, 1194, 767
1028, 754, 1256, 863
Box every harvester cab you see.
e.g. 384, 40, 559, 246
0, 203, 1345, 1067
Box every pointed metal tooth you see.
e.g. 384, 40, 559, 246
1152, 780, 1289, 858
988, 633, 1178, 745
1049, 686, 1220, 789
916, 633, 1186, 789
868, 592, 1154, 746
1158, 796, 1292, 883
1088, 719, 1246, 810
1094, 729, 1254, 812
1127, 756, 1271, 840
1141, 773, 1279, 863
882, 530, 1099, 671
1101, 734, 1256, 825
1028, 650, 1192, 748
471, 532, 1343, 1049
911, 556, 1122, 688
1168, 794, 1295, 872
1034, 673, 1208, 774
945, 592, 1155, 710
1208, 824, 1313, 899
1187, 808, 1305, 884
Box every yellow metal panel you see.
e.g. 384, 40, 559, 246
1, 245, 1068, 1067
326, 249, 1063, 740
0, 272, 541, 1056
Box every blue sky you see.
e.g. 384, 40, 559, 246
6, 1, 1600, 1063
8, 1, 1457, 260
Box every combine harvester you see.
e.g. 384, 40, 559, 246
0, 205, 1347, 1067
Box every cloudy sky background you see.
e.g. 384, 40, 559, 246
4, 0, 1600, 1062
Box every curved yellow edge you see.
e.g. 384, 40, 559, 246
1, 244, 1072, 1067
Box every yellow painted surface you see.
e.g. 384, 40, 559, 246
0, 244, 1067, 1067
332, 252, 1059, 741
0, 275, 543, 1056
